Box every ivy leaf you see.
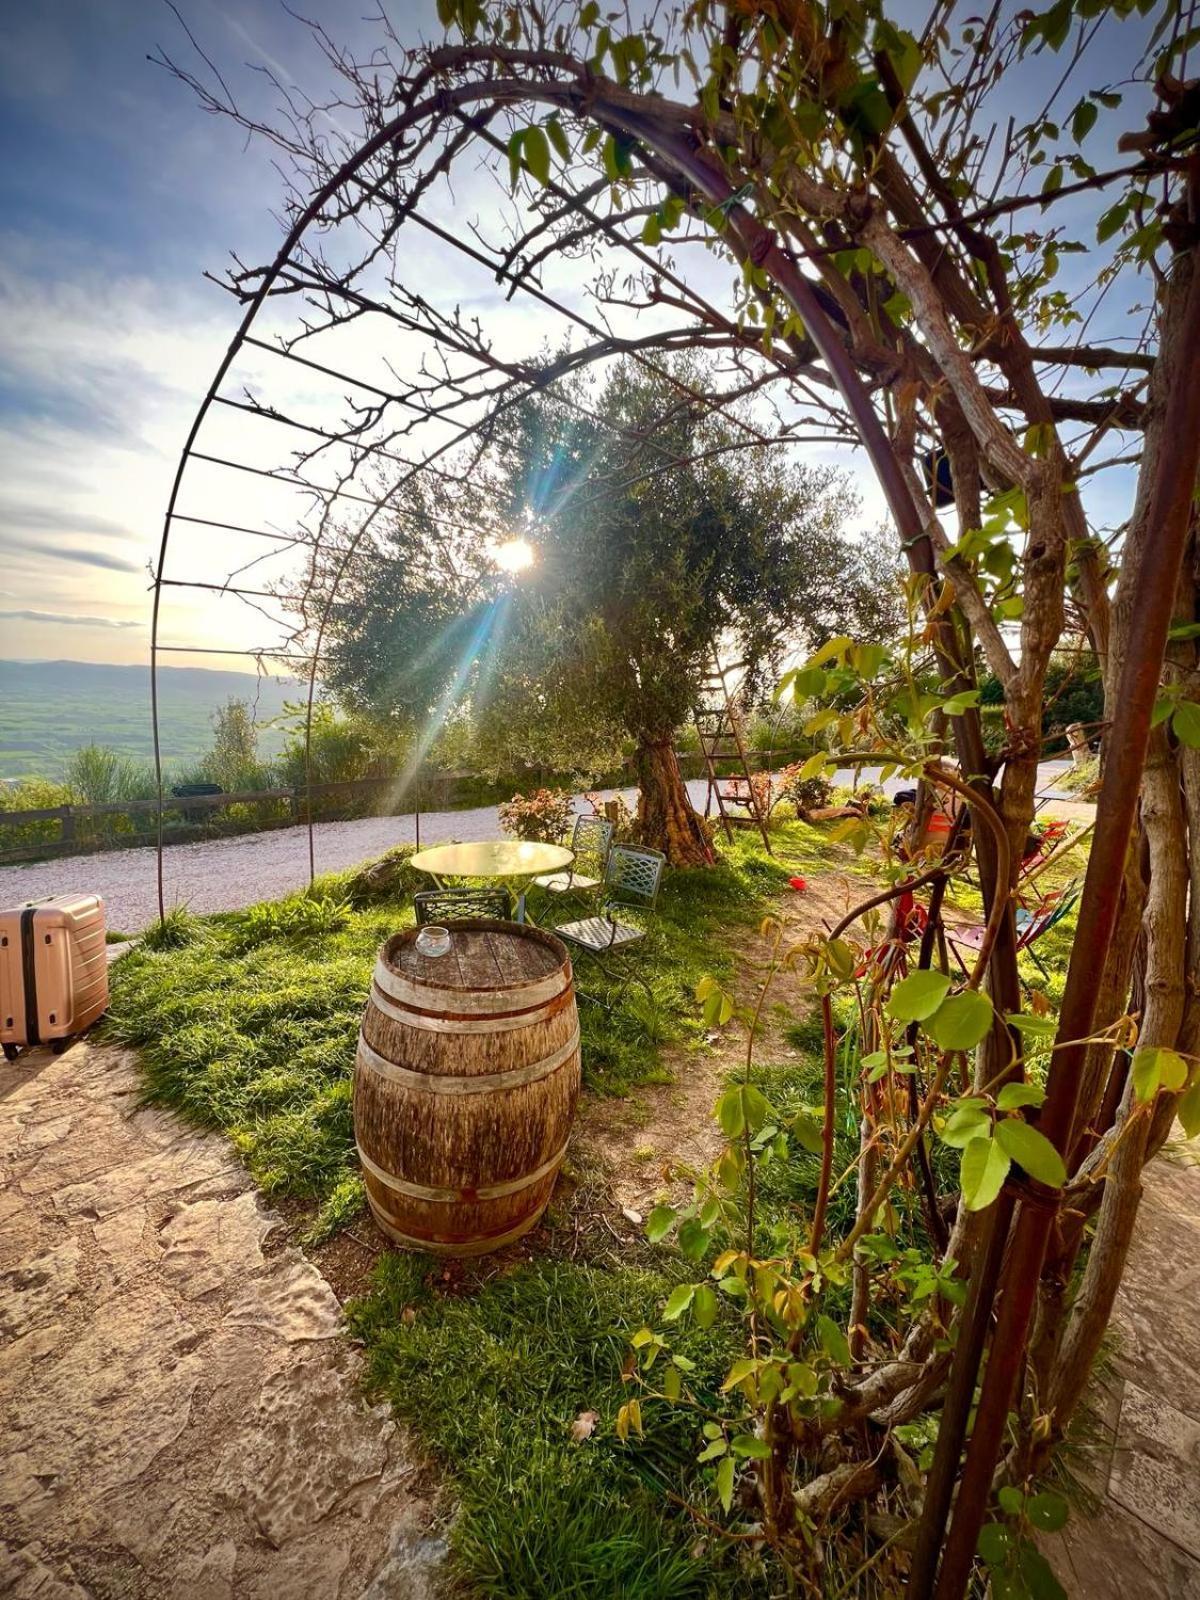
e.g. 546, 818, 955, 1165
887, 968, 952, 1023
994, 1118, 1067, 1187
926, 989, 995, 1051
716, 1454, 735, 1511
961, 1134, 1010, 1211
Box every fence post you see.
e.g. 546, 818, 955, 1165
291, 786, 301, 823
60, 806, 75, 847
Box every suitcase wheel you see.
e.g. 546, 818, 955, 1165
2, 1044, 19, 1063
50, 1038, 71, 1056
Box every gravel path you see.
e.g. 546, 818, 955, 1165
0, 766, 1079, 934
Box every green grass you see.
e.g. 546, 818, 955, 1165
350, 1252, 746, 1599
103, 826, 830, 1238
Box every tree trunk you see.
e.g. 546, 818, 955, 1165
633, 737, 713, 866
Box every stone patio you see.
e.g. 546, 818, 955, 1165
0, 1039, 444, 1599
1050, 1144, 1200, 1599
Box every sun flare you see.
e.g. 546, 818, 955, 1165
494, 537, 536, 574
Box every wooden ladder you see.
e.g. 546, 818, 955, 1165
693, 647, 773, 854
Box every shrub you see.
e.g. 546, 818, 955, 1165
774, 763, 834, 814
498, 787, 574, 843
341, 844, 421, 907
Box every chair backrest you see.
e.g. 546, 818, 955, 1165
603, 844, 665, 911
571, 812, 614, 870
1017, 880, 1082, 948
414, 887, 511, 925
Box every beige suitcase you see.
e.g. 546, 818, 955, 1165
0, 893, 108, 1060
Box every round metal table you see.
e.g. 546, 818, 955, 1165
409, 839, 574, 923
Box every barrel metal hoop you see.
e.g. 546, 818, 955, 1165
365, 1201, 540, 1253
355, 1028, 580, 1094
373, 956, 568, 1013
368, 981, 575, 1033
356, 1139, 568, 1203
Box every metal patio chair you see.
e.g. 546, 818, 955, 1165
532, 812, 614, 906
554, 844, 665, 998
414, 887, 512, 925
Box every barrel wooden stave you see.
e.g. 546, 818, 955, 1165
353, 920, 580, 1255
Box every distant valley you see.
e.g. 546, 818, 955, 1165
0, 660, 301, 780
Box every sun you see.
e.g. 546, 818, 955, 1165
493, 537, 536, 574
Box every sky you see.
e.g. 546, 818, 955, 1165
0, 0, 1163, 674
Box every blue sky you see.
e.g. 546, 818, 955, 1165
0, 1, 1161, 669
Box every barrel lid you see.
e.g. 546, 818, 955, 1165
382, 919, 567, 991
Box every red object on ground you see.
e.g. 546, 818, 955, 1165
789, 876, 807, 891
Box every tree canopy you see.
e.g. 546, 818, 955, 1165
315, 357, 891, 858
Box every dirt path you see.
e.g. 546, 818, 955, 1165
578, 867, 867, 1213
0, 1038, 444, 1600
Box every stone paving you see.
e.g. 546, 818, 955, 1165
1050, 1142, 1200, 1599
0, 1039, 445, 1600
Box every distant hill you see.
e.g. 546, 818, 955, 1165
0, 660, 303, 780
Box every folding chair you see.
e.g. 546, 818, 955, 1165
531, 812, 613, 906
554, 844, 665, 999
414, 887, 512, 925
948, 880, 1082, 981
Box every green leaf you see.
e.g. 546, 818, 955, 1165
742, 1084, 772, 1133
545, 115, 570, 162
522, 125, 551, 186
977, 1521, 1012, 1566
641, 213, 662, 245
731, 1434, 772, 1458
716, 1454, 735, 1510
1178, 1077, 1200, 1138
1097, 200, 1129, 242
507, 128, 524, 190
1132, 1045, 1188, 1099
887, 969, 952, 1023
995, 1118, 1067, 1187
1172, 700, 1200, 748
940, 1101, 992, 1149
717, 1088, 746, 1140
1005, 1012, 1058, 1038
806, 635, 853, 669
790, 665, 829, 699
580, 0, 599, 24
1071, 99, 1098, 141
662, 1284, 695, 1322
997, 1080, 1047, 1111
693, 1283, 718, 1329
816, 1313, 852, 1366
961, 1134, 1010, 1210
645, 1205, 675, 1243
662, 1363, 682, 1400
926, 989, 995, 1051
941, 690, 982, 717
1027, 1489, 1070, 1532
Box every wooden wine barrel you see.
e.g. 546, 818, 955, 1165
354, 919, 580, 1255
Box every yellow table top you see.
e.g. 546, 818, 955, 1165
409, 840, 574, 878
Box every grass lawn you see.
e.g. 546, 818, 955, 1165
102, 816, 1086, 1598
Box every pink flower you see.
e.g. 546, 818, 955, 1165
789, 876, 807, 892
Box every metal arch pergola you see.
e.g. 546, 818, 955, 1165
147, 69, 865, 924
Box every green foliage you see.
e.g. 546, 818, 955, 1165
350, 1255, 724, 1598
